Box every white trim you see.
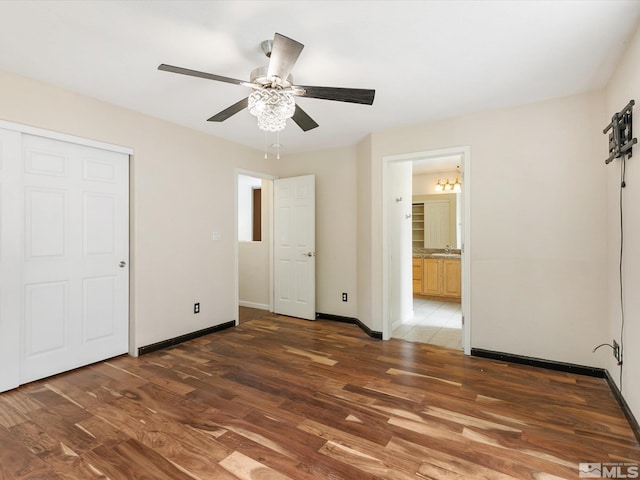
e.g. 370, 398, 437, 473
234, 169, 277, 326
0, 119, 134, 155
382, 146, 471, 355
238, 301, 271, 310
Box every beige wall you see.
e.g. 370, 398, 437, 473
0, 70, 276, 352
604, 22, 640, 421
360, 90, 608, 367
356, 136, 374, 326
275, 147, 358, 317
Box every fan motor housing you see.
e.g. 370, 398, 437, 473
250, 66, 293, 89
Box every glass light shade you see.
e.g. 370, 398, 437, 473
435, 180, 443, 192
453, 177, 461, 192
444, 179, 452, 191
248, 90, 295, 132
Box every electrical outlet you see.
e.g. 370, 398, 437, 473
194, 303, 200, 314
342, 292, 348, 302
613, 339, 621, 363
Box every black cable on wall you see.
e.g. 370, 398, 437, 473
618, 153, 626, 391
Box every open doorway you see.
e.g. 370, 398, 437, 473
235, 170, 275, 325
382, 146, 471, 354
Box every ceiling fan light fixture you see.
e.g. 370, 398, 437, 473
159, 32, 374, 134
248, 89, 295, 132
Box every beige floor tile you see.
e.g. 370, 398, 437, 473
392, 298, 462, 348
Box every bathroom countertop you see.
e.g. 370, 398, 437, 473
413, 251, 461, 259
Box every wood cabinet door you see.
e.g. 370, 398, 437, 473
443, 259, 461, 298
422, 258, 441, 295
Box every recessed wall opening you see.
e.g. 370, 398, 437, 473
235, 171, 275, 325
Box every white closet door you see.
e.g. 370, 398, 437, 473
0, 129, 22, 391
20, 135, 129, 384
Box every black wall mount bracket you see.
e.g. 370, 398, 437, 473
604, 99, 637, 164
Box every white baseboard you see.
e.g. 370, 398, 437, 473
239, 301, 271, 311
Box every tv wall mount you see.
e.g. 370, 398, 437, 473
604, 99, 637, 164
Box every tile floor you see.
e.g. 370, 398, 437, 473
391, 297, 462, 349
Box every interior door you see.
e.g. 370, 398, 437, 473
0, 128, 22, 391
424, 200, 450, 248
20, 134, 129, 384
273, 175, 315, 320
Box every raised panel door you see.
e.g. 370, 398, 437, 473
424, 200, 450, 248
20, 135, 129, 384
443, 260, 461, 298
274, 175, 315, 320
422, 258, 441, 296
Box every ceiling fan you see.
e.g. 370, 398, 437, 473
158, 33, 375, 133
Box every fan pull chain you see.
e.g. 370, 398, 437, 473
264, 132, 267, 160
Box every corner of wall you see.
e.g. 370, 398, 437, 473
356, 136, 374, 329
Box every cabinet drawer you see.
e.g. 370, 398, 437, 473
412, 258, 423, 293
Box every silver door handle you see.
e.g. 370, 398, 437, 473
119, 261, 126, 268
302, 252, 316, 257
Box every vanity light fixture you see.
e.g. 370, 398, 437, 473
435, 177, 462, 192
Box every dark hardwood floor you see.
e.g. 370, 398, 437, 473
238, 305, 273, 324
0, 312, 638, 479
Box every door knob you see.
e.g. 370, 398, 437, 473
119, 261, 126, 268
302, 252, 316, 257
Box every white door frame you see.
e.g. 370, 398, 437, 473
0, 120, 133, 155
382, 146, 471, 354
234, 168, 276, 325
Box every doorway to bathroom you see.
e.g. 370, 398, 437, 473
382, 146, 470, 353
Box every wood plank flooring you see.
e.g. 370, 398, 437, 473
0, 312, 638, 479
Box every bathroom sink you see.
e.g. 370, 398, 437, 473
431, 253, 461, 258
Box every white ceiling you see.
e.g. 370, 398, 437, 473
1, 1, 639, 156
412, 155, 462, 176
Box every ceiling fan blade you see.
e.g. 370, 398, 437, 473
291, 104, 319, 132
295, 85, 375, 105
158, 64, 247, 86
207, 97, 249, 122
267, 33, 304, 81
